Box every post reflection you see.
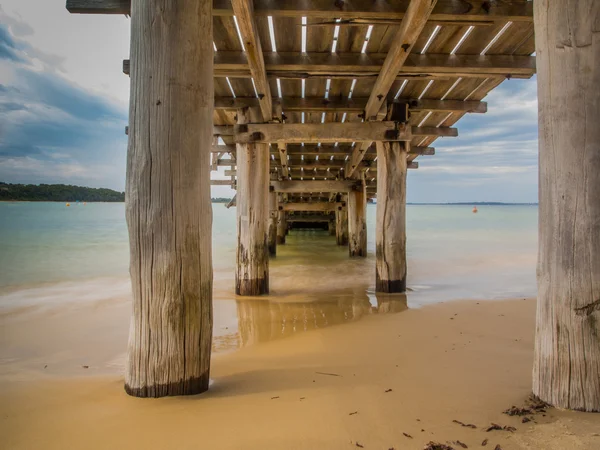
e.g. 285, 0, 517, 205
235, 292, 408, 347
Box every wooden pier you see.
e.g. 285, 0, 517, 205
67, 0, 599, 412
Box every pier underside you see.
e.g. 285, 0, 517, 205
68, 0, 599, 411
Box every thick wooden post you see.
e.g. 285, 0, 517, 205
268, 190, 278, 256
276, 209, 287, 244
533, 0, 600, 412
336, 203, 348, 246
124, 0, 213, 397
328, 219, 336, 236
375, 141, 407, 293
348, 175, 367, 257
236, 107, 270, 296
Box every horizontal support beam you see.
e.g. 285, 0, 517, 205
210, 180, 235, 186
405, 99, 487, 113
286, 216, 332, 223
214, 52, 536, 79
66, 0, 129, 14
215, 97, 485, 114
279, 202, 345, 212
233, 122, 412, 144
69, 0, 533, 22
124, 54, 535, 80
214, 125, 456, 141
271, 180, 358, 193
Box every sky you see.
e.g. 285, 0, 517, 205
0, 0, 539, 203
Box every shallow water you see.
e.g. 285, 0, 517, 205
0, 202, 537, 355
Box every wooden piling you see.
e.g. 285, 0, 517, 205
235, 107, 270, 296
533, 0, 600, 412
375, 141, 407, 293
348, 175, 367, 257
276, 209, 287, 244
124, 0, 213, 397
268, 190, 278, 256
335, 206, 348, 246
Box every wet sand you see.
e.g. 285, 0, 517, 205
1, 297, 599, 450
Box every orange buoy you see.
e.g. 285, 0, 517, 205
66, 203, 71, 207
472, 206, 478, 213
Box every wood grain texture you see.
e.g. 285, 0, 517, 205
268, 191, 277, 256
365, 0, 437, 118
375, 141, 407, 293
230, 0, 273, 122
124, 0, 213, 398
276, 210, 287, 244
348, 176, 367, 257
533, 0, 600, 412
336, 206, 349, 246
236, 107, 270, 296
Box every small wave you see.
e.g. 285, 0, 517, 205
0, 277, 131, 314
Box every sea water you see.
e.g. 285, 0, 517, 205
0, 202, 537, 351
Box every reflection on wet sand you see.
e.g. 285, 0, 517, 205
235, 293, 408, 347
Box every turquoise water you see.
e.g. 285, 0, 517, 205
0, 202, 538, 310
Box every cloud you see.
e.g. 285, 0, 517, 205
0, 18, 127, 190
408, 78, 539, 203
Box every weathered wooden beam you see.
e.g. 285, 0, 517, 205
230, 0, 272, 122
66, 0, 130, 14
68, 1, 533, 22
213, 0, 533, 22
412, 126, 457, 137
215, 96, 484, 114
271, 180, 357, 193
365, 0, 437, 120
230, 122, 412, 144
212, 144, 236, 153
211, 179, 234, 186
346, 0, 435, 179
278, 143, 289, 178
125, 54, 536, 80
213, 52, 536, 79
405, 99, 487, 113
280, 202, 345, 212
286, 216, 332, 223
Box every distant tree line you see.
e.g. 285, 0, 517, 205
0, 182, 125, 202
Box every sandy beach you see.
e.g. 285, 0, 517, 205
1, 296, 599, 450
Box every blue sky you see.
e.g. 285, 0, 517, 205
0, 1, 539, 202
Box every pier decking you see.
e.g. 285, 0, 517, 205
66, 0, 599, 412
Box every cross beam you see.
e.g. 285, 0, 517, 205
271, 180, 358, 193
214, 97, 487, 114
67, 0, 533, 22
213, 123, 457, 142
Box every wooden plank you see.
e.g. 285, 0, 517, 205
280, 202, 345, 212
215, 96, 484, 113
230, 0, 272, 122
66, 0, 130, 14
213, 52, 536, 79
213, 0, 533, 22
271, 180, 357, 193
68, 0, 533, 22
232, 122, 412, 144
211, 179, 234, 186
